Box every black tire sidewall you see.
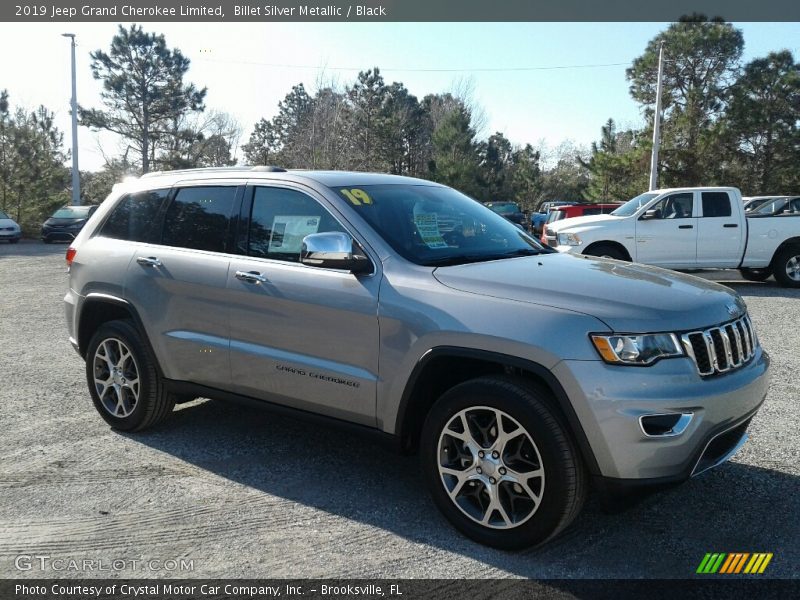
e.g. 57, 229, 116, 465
772, 247, 800, 288
586, 244, 626, 261
421, 377, 582, 550
85, 320, 158, 431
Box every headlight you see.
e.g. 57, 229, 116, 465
557, 232, 582, 246
590, 333, 684, 365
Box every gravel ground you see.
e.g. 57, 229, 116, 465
0, 240, 798, 579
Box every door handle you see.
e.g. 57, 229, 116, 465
235, 270, 268, 284
723, 223, 738, 228
136, 256, 162, 267
678, 225, 694, 229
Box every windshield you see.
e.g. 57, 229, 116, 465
753, 197, 790, 215
546, 210, 565, 224
611, 192, 659, 217
335, 184, 545, 266
52, 206, 92, 219
0, 210, 9, 220
486, 202, 519, 215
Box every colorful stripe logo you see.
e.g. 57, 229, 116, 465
696, 552, 773, 574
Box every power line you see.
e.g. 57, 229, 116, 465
194, 56, 631, 73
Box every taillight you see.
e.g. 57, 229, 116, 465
66, 247, 77, 266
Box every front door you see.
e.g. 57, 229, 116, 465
634, 191, 698, 267
226, 184, 380, 426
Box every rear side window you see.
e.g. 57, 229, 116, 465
546, 210, 564, 224
702, 192, 732, 218
247, 186, 345, 262
100, 189, 169, 242
161, 186, 236, 252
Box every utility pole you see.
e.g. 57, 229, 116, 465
62, 33, 80, 206
649, 41, 665, 191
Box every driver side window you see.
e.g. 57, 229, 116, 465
648, 193, 693, 219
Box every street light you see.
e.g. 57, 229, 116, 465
62, 33, 80, 206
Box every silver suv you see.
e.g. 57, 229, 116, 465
65, 167, 769, 549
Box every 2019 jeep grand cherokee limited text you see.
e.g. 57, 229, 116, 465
65, 167, 769, 549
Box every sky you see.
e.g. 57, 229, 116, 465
1, 21, 799, 171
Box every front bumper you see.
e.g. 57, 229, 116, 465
553, 348, 769, 481
0, 230, 21, 241
42, 227, 79, 241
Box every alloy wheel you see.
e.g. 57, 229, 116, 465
92, 337, 140, 418
437, 406, 545, 529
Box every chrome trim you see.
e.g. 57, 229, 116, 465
681, 315, 757, 377
691, 432, 749, 477
639, 412, 694, 438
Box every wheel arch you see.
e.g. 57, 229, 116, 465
771, 237, 800, 264
582, 240, 632, 261
77, 294, 152, 361
393, 347, 601, 476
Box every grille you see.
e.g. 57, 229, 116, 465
681, 315, 757, 377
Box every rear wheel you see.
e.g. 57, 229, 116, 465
584, 243, 628, 261
739, 267, 772, 282
420, 376, 586, 549
772, 246, 800, 288
85, 319, 176, 431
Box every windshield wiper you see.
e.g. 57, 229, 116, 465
423, 248, 541, 267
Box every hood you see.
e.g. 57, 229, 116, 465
433, 253, 746, 333
547, 213, 620, 232
0, 218, 18, 228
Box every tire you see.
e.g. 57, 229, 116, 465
772, 246, 800, 288
9, 238, 19, 244
739, 267, 772, 283
420, 376, 587, 550
85, 319, 176, 431
43, 238, 52, 244
583, 243, 628, 261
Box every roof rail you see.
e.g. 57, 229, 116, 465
140, 166, 287, 178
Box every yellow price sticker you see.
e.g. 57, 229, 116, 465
341, 188, 373, 206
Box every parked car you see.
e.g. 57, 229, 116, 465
547, 187, 800, 286
0, 209, 22, 243
531, 201, 572, 235
742, 196, 776, 213
484, 201, 527, 230
748, 196, 800, 217
42, 205, 98, 243
65, 168, 768, 549
540, 203, 621, 245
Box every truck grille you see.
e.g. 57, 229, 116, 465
681, 315, 757, 377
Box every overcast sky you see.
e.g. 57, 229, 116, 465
1, 21, 798, 171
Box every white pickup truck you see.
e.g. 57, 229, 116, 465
547, 186, 800, 287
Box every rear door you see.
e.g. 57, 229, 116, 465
226, 183, 380, 426
124, 182, 242, 388
696, 191, 744, 268
634, 191, 698, 267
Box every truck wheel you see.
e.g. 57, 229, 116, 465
85, 319, 176, 431
584, 243, 628, 261
739, 267, 772, 282
772, 247, 800, 288
420, 376, 586, 550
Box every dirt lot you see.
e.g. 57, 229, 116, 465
1, 240, 798, 579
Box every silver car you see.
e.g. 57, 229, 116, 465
65, 167, 769, 549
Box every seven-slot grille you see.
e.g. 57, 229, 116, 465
681, 315, 757, 376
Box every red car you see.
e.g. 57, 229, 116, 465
541, 203, 621, 246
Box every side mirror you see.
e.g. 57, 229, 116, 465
640, 209, 659, 220
301, 232, 372, 274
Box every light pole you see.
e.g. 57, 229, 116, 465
648, 41, 665, 191
62, 33, 80, 206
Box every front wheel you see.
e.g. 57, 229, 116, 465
85, 319, 176, 431
772, 247, 800, 288
739, 267, 772, 282
420, 376, 586, 549
583, 243, 628, 261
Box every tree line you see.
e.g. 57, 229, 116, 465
1, 17, 798, 235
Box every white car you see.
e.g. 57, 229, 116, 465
0, 209, 21, 243
547, 187, 800, 287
